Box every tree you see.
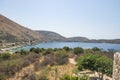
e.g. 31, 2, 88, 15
73, 47, 84, 55
30, 47, 42, 54
63, 46, 70, 51
20, 49, 28, 55
95, 56, 113, 78
92, 47, 101, 52
30, 47, 36, 52
77, 54, 113, 80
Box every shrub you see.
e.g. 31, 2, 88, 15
22, 59, 31, 67
84, 49, 94, 54
0, 53, 11, 60
73, 47, 84, 55
41, 55, 54, 66
0, 73, 7, 80
43, 48, 53, 55
20, 49, 29, 55
30, 47, 42, 54
92, 47, 101, 52
30, 47, 36, 52
77, 53, 113, 78
54, 50, 68, 65
63, 46, 70, 51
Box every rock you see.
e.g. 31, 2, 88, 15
113, 52, 120, 80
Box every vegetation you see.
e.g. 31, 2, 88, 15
60, 74, 89, 80
63, 46, 71, 51
0, 53, 11, 60
92, 47, 101, 52
0, 46, 114, 80
73, 47, 84, 55
77, 53, 113, 80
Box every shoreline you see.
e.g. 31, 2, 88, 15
1, 41, 120, 54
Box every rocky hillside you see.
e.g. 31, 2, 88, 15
0, 15, 43, 42
36, 30, 66, 42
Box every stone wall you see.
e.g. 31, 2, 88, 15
113, 52, 120, 80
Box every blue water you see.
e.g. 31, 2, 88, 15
13, 42, 120, 51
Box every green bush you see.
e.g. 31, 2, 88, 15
77, 53, 113, 78
63, 46, 70, 51
20, 49, 29, 55
0, 53, 11, 60
73, 47, 84, 55
60, 74, 89, 80
30, 47, 36, 52
60, 74, 78, 80
30, 47, 42, 54
43, 48, 53, 55
0, 73, 7, 80
92, 47, 101, 52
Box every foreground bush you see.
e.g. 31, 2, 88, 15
0, 53, 11, 61
73, 47, 84, 55
77, 53, 113, 79
42, 50, 68, 66
0, 52, 40, 79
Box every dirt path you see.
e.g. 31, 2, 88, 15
69, 58, 77, 65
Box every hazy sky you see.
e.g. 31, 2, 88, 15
0, 0, 120, 39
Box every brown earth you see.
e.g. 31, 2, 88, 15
0, 14, 43, 42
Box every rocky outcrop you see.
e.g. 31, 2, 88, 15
113, 52, 120, 80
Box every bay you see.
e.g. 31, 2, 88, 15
13, 42, 120, 52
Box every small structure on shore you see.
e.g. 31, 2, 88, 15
113, 52, 120, 80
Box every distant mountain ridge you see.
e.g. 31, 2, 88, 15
36, 30, 66, 42
36, 30, 120, 44
88, 39, 120, 44
65, 37, 89, 42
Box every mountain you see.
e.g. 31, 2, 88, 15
36, 30, 120, 44
0, 14, 120, 44
66, 37, 89, 42
36, 30, 90, 42
36, 30, 66, 42
0, 15, 43, 42
89, 39, 120, 44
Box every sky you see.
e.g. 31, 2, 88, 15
0, 0, 120, 39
